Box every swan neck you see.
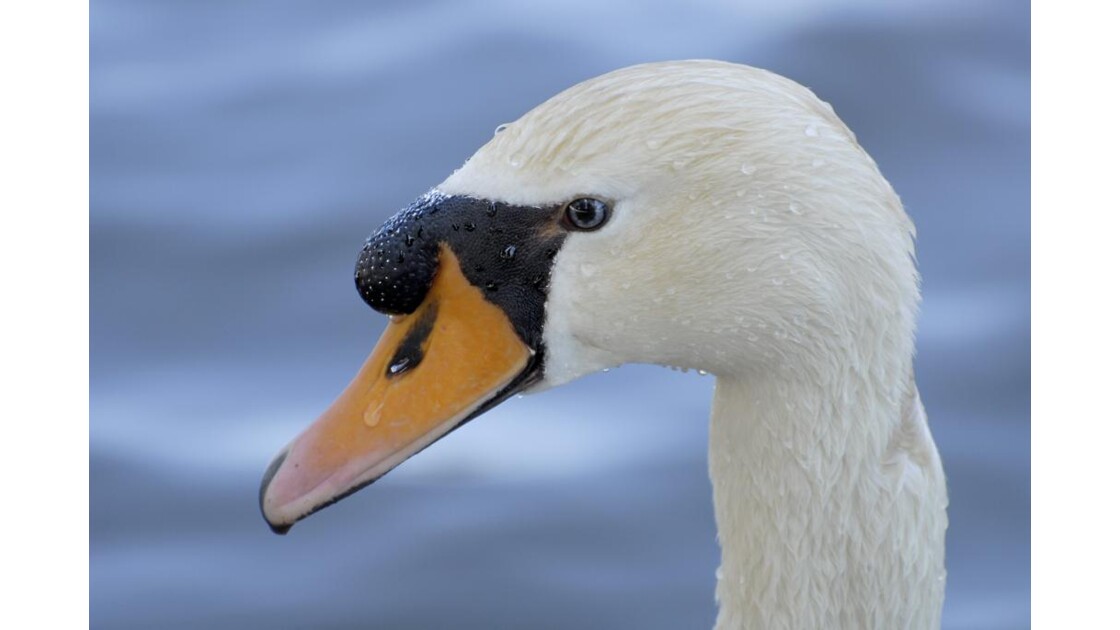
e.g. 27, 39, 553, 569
708, 368, 947, 629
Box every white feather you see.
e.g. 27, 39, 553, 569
441, 60, 947, 629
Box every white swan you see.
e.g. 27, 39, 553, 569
260, 60, 948, 629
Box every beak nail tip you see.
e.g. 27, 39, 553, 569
259, 448, 290, 534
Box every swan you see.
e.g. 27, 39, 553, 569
259, 60, 948, 629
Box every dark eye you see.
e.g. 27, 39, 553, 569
562, 198, 611, 231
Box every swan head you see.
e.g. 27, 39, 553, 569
260, 60, 919, 533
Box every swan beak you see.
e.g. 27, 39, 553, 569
259, 249, 534, 534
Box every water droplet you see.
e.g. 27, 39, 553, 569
739, 163, 757, 176
804, 123, 819, 137
645, 138, 662, 150
771, 278, 784, 286
508, 153, 523, 168
363, 402, 384, 427
788, 203, 802, 215
494, 123, 509, 135
500, 244, 517, 259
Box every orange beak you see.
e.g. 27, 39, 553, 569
259, 246, 535, 533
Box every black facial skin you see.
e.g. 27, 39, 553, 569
355, 192, 568, 350
356, 191, 571, 453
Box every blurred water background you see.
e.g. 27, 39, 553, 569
90, 1, 1029, 628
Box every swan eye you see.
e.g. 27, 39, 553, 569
562, 198, 610, 231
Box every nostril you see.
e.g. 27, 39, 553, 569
385, 301, 438, 378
